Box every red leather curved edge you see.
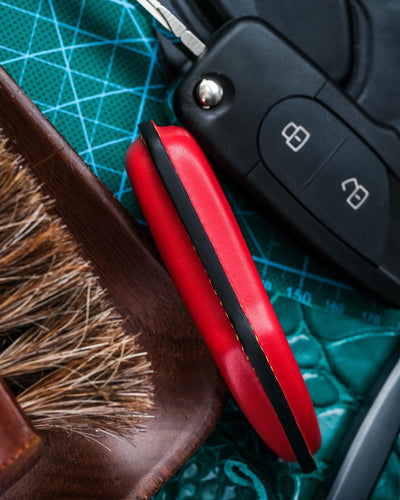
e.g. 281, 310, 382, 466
126, 125, 321, 462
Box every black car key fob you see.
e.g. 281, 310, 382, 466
173, 17, 400, 307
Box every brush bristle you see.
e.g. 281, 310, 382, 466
0, 137, 153, 439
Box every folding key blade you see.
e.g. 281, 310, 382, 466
136, 0, 206, 56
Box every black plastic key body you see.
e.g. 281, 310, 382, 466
173, 17, 400, 307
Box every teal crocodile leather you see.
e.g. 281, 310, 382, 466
153, 297, 400, 500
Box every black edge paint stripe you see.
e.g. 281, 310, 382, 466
139, 121, 316, 472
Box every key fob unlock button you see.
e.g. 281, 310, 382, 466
258, 97, 347, 192
301, 137, 390, 264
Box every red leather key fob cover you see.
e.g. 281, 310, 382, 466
126, 122, 321, 471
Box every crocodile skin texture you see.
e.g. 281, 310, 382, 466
153, 296, 400, 499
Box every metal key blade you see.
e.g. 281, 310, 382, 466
136, 0, 206, 56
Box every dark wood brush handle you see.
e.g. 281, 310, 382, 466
0, 378, 42, 496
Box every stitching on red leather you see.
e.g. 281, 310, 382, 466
190, 227, 269, 371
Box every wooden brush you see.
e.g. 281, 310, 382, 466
0, 136, 153, 493
0, 65, 226, 499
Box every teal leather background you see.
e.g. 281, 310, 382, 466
154, 297, 400, 499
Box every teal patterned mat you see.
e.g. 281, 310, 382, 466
0, 1, 399, 498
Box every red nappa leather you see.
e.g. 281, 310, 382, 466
126, 124, 321, 461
